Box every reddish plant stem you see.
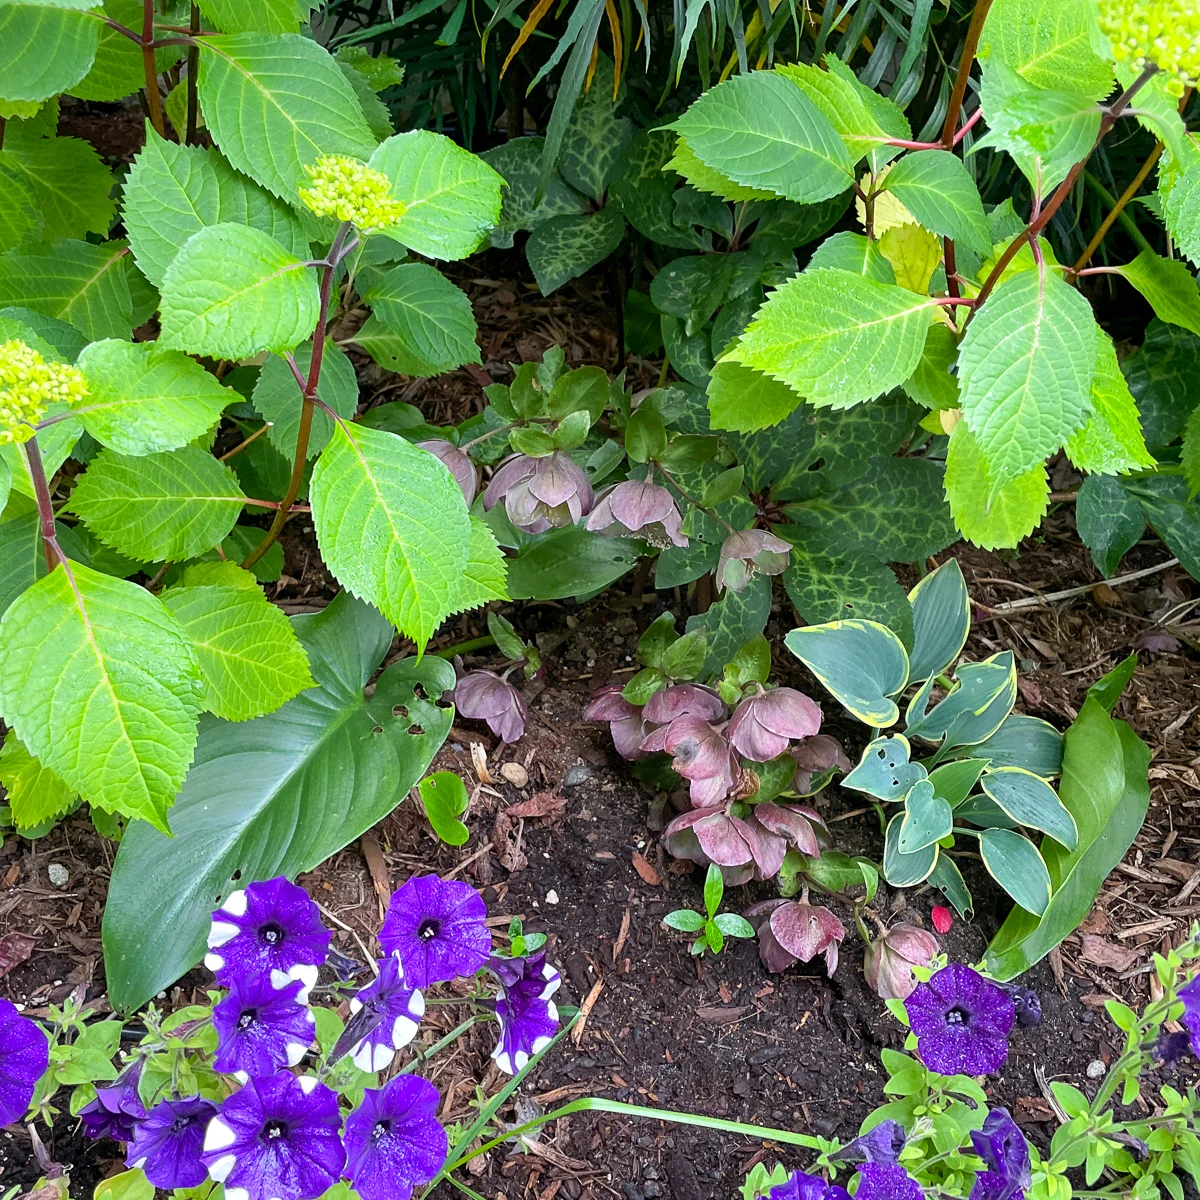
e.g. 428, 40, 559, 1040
941, 0, 994, 149
1070, 143, 1163, 276
142, 0, 167, 138
241, 222, 353, 571
886, 109, 984, 151
23, 438, 65, 573
103, 16, 143, 43
186, 4, 200, 144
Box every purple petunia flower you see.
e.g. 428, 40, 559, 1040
343, 1075, 448, 1200
453, 670, 527, 742
766, 1169, 851, 1200
1000, 984, 1042, 1028
489, 951, 561, 1074
905, 964, 1014, 1076
586, 479, 688, 548
126, 1096, 218, 1189
969, 1109, 1031, 1200
212, 973, 315, 1078
201, 1072, 345, 1200
1177, 973, 1200, 1058
1158, 1029, 1191, 1063
0, 998, 49, 1127
205, 877, 331, 998
854, 1163, 924, 1200
346, 955, 425, 1072
379, 875, 491, 989
80, 1060, 146, 1142
834, 1119, 907, 1166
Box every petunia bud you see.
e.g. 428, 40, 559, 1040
715, 529, 791, 593
586, 479, 688, 548
728, 688, 822, 761
417, 439, 477, 505
864, 924, 939, 1001
454, 670, 527, 742
640, 715, 738, 807
483, 451, 594, 533
582, 684, 649, 760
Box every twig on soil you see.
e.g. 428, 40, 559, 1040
443, 841, 494, 880
571, 979, 604, 1047
314, 900, 379, 973
982, 558, 1180, 612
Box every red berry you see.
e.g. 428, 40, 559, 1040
932, 905, 953, 934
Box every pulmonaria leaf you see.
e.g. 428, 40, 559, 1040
309, 419, 471, 646
1065, 333, 1155, 476
1075, 474, 1146, 575
0, 559, 203, 832
525, 207, 625, 296
783, 548, 914, 647
957, 265, 1096, 495
158, 223, 320, 359
0, 729, 79, 833
481, 136, 591, 249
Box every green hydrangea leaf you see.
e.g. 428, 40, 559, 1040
806, 230, 895, 281
0, 2, 101, 102
252, 340, 359, 460
1115, 248, 1200, 337
0, 729, 79, 832
706, 360, 803, 432
0, 558, 202, 832
159, 223, 319, 359
72, 446, 247, 562
979, 0, 1112, 99
67, 0, 153, 101
883, 151, 991, 258
0, 165, 41, 252
665, 136, 775, 202
309, 420, 471, 646
1065, 333, 1155, 476
446, 516, 509, 614
198, 0, 307, 34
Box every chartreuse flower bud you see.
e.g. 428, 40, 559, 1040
0, 339, 87, 445
298, 153, 406, 229
1098, 0, 1200, 93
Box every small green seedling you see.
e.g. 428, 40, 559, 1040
663, 863, 755, 956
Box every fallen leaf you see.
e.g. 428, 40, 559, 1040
360, 831, 391, 903
0, 931, 35, 980
718, 981, 733, 1003
696, 1005, 750, 1025
505, 791, 565, 819
1092, 583, 1121, 607
492, 812, 527, 874
2, 863, 19, 888
1017, 677, 1043, 708
1079, 933, 1140, 972
631, 851, 663, 886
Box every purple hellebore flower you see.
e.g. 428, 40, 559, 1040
379, 874, 491, 988
642, 684, 726, 726
343, 1075, 448, 1200
662, 802, 823, 879
728, 688, 822, 761
854, 1163, 925, 1200
582, 685, 649, 760
791, 734, 852, 791
0, 998, 49, 1126
835, 1119, 907, 1166
417, 439, 477, 505
126, 1096, 218, 1190
747, 898, 846, 976
201, 1072, 345, 1200
346, 955, 425, 1072
586, 479, 688, 548
905, 963, 1014, 1076
766, 1169, 851, 1200
483, 451, 594, 533
864, 924, 940, 1001
716, 529, 791, 593
80, 1060, 146, 1142
489, 951, 561, 1074
212, 974, 315, 1078
454, 670, 527, 743
969, 1108, 1031, 1200
640, 715, 738, 807
1177, 973, 1200, 1058
205, 877, 331, 998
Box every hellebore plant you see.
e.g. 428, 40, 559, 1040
663, 863, 756, 956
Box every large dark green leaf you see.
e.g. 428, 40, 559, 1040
1122, 474, 1200, 579
1075, 474, 1145, 576
783, 548, 913, 647
504, 525, 641, 600
1122, 319, 1200, 454
102, 594, 455, 1010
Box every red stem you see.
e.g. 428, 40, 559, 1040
23, 438, 65, 573
142, 0, 167, 138
941, 0, 994, 149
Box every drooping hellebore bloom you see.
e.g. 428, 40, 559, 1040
205, 877, 331, 997
790, 733, 852, 791
417, 439, 477, 505
1177, 973, 1200, 1058
582, 685, 649, 760
969, 1108, 1031, 1200
379, 874, 491, 989
343, 1075, 449, 1200
586, 479, 688, 548
488, 951, 562, 1074
766, 1168, 851, 1200
728, 688, 822, 761
747, 898, 846, 976
126, 1096, 218, 1190
345, 955, 425, 1072
0, 997, 49, 1126
662, 802, 824, 880
640, 716, 738, 807
834, 1119, 907, 1166
854, 1163, 925, 1200
716, 529, 791, 593
864, 924, 939, 1001
483, 451, 594, 533
905, 963, 1014, 1076
212, 974, 315, 1078
201, 1072, 345, 1200
642, 684, 726, 726
79, 1060, 146, 1142
453, 670, 527, 742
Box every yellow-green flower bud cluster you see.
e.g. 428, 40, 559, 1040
298, 154, 406, 230
0, 339, 87, 447
1099, 0, 1200, 93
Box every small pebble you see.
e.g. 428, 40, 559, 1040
499, 762, 529, 787
546, 889, 560, 905
563, 764, 593, 787
1087, 1059, 1107, 1079
47, 863, 69, 888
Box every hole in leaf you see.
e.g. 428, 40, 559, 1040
393, 705, 408, 718
372, 725, 384, 734
231, 869, 242, 881
412, 683, 428, 700
408, 724, 426, 736
807, 457, 825, 472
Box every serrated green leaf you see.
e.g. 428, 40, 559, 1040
75, 339, 235, 456
665, 136, 775, 202
310, 420, 470, 645
1116, 249, 1200, 337
0, 728, 79, 830
196, 32, 376, 204
504, 524, 640, 599
446, 516, 508, 614
0, 1, 101, 102
123, 129, 309, 288
355, 263, 480, 375
252, 340, 358, 459
526, 207, 625, 296
1065, 333, 1154, 475
0, 303, 87, 360
1161, 158, 1200, 269
198, 0, 306, 33
807, 230, 895, 281
0, 163, 42, 252
979, 0, 1112, 99
729, 268, 934, 409
159, 223, 319, 359
369, 130, 504, 261
651, 254, 736, 337
481, 136, 590, 249
706, 360, 803, 433
337, 57, 394, 142
958, 266, 1096, 493
0, 558, 202, 831
672, 71, 853, 203
72, 446, 247, 562
1075, 473, 1145, 575
0, 239, 136, 340
783, 548, 913, 645
883, 151, 991, 258
878, 223, 942, 294
67, 0, 173, 103
162, 566, 314, 721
